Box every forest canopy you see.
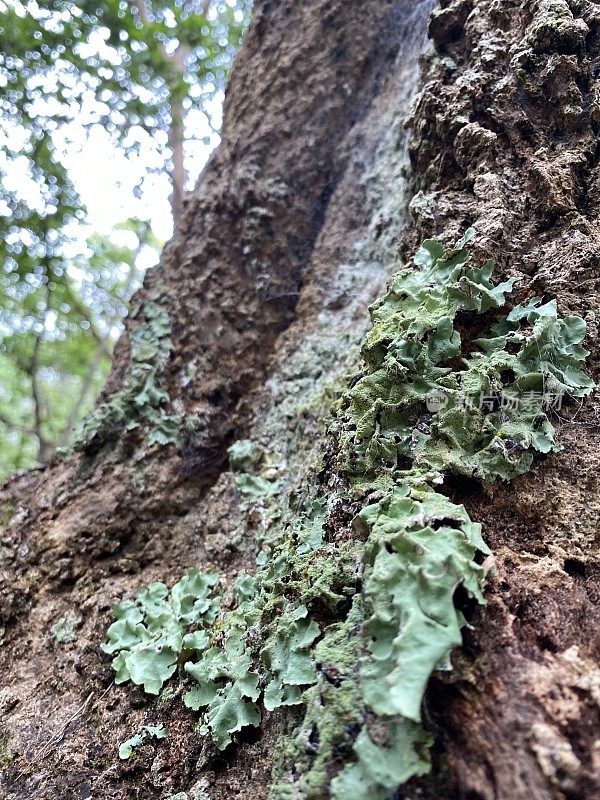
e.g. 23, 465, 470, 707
0, 0, 251, 478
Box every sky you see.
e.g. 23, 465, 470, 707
0, 103, 221, 308
0, 0, 226, 269
62, 100, 222, 263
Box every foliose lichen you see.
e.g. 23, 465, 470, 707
301, 231, 592, 799
118, 724, 168, 760
336, 228, 593, 485
103, 569, 220, 695
74, 301, 186, 452
103, 233, 594, 798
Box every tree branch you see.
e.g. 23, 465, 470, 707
28, 332, 52, 465
130, 0, 150, 24
58, 348, 104, 448
59, 253, 142, 447
65, 289, 112, 359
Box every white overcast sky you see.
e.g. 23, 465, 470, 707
64, 100, 222, 256
1, 0, 225, 263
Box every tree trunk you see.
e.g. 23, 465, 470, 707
1, 1, 599, 799
168, 93, 186, 222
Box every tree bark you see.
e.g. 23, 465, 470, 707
1, 1, 599, 799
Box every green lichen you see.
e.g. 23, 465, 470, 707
118, 724, 168, 760
184, 626, 262, 750
267, 480, 489, 800
331, 719, 432, 800
104, 233, 593, 798
50, 609, 81, 644
74, 302, 186, 451
0, 730, 14, 766
104, 524, 357, 752
228, 439, 264, 470
337, 229, 593, 485
181, 535, 358, 751
261, 605, 320, 711
103, 569, 220, 694
0, 505, 14, 531
316, 232, 592, 798
269, 596, 365, 800
269, 232, 592, 798
227, 439, 290, 562
358, 484, 488, 721
228, 440, 286, 503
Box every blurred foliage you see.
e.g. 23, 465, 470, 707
0, 0, 252, 479
0, 220, 156, 476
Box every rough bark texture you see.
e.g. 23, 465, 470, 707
1, 1, 599, 799
405, 3, 600, 798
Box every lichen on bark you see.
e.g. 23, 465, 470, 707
103, 232, 593, 800
3, 2, 600, 799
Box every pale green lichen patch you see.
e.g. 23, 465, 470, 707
74, 302, 186, 451
228, 440, 286, 502
267, 481, 487, 800
228, 439, 263, 471
261, 605, 320, 711
50, 609, 82, 644
330, 719, 433, 800
103, 569, 220, 694
118, 724, 168, 760
104, 234, 594, 798
184, 628, 262, 750
314, 233, 593, 798
179, 536, 355, 750
104, 530, 358, 751
358, 484, 488, 722
337, 229, 593, 484
269, 596, 365, 800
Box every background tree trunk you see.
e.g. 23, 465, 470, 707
1, 1, 599, 799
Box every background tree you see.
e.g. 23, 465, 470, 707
0, 0, 251, 475
0, 220, 157, 474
